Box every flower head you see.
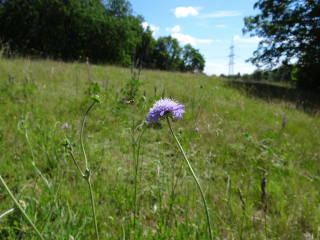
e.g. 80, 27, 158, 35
61, 122, 68, 130
147, 98, 185, 124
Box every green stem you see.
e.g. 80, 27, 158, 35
80, 101, 99, 240
0, 175, 45, 240
25, 127, 35, 162
166, 116, 213, 240
86, 176, 99, 240
133, 126, 148, 239
70, 152, 85, 177
80, 102, 95, 170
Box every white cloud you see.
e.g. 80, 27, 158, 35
150, 25, 160, 36
150, 25, 159, 32
215, 25, 226, 28
200, 11, 242, 18
175, 7, 199, 18
141, 22, 148, 29
171, 33, 213, 46
166, 25, 181, 32
234, 35, 263, 43
142, 22, 160, 36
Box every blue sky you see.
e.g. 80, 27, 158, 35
129, 0, 262, 76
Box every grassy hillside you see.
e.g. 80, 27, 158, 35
0, 58, 320, 239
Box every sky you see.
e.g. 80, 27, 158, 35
129, 0, 262, 76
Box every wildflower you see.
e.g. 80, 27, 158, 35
147, 98, 185, 124
195, 127, 199, 132
61, 123, 68, 130
19, 200, 26, 212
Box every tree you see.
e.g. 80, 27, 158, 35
154, 36, 182, 71
252, 69, 262, 81
182, 44, 205, 73
0, 0, 141, 64
135, 26, 156, 68
271, 61, 293, 82
243, 0, 320, 89
104, 0, 133, 19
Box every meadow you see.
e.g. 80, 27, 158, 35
0, 57, 320, 240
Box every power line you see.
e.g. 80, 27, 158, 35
228, 38, 235, 76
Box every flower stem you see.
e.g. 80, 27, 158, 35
0, 175, 45, 240
86, 175, 99, 240
79, 101, 99, 240
70, 152, 85, 177
165, 116, 213, 240
133, 126, 148, 239
80, 102, 95, 170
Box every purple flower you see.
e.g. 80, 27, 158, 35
195, 127, 199, 132
61, 123, 68, 130
147, 98, 185, 124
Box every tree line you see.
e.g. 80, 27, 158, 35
243, 0, 320, 90
0, 0, 205, 72
220, 61, 294, 83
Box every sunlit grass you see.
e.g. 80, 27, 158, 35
0, 57, 320, 239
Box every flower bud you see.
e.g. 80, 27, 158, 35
61, 138, 70, 147
91, 94, 102, 103
66, 145, 73, 152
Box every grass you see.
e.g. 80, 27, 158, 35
0, 57, 320, 239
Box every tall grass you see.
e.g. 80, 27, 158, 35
0, 57, 320, 239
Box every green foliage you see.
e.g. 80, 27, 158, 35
182, 44, 205, 72
154, 36, 182, 71
0, 0, 140, 65
252, 69, 262, 81
243, 0, 320, 90
0, 0, 206, 74
123, 77, 143, 100
85, 83, 100, 97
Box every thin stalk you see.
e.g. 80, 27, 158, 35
25, 127, 35, 162
86, 177, 99, 240
80, 102, 95, 170
79, 101, 99, 240
70, 152, 85, 177
166, 116, 213, 240
0, 176, 44, 240
0, 208, 14, 219
133, 126, 148, 239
